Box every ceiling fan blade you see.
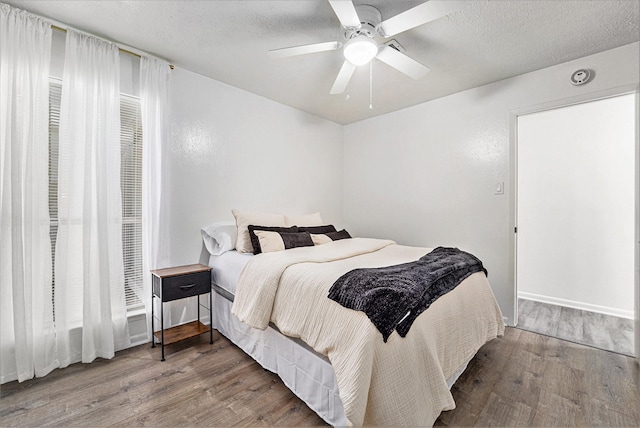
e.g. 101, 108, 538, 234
378, 0, 469, 37
328, 0, 361, 29
268, 41, 341, 59
330, 60, 356, 94
376, 45, 430, 80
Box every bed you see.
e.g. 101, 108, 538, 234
206, 233, 504, 426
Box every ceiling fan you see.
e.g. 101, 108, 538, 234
268, 0, 469, 95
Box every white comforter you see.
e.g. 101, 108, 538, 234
232, 238, 504, 426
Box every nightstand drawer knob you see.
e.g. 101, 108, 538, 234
179, 284, 196, 290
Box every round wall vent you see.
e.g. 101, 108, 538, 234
570, 69, 592, 86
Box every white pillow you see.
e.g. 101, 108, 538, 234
201, 221, 237, 255
254, 230, 288, 253
285, 212, 323, 227
310, 233, 332, 245
232, 209, 286, 253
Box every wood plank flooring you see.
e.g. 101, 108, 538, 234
518, 298, 635, 356
2, 328, 639, 427
436, 327, 640, 427
0, 332, 325, 427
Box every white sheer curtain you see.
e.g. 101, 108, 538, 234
55, 30, 130, 365
0, 4, 57, 384
140, 56, 171, 340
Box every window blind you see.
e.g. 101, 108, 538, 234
48, 80, 61, 312
120, 94, 144, 309
48, 79, 144, 311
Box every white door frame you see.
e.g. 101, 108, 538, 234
508, 84, 639, 359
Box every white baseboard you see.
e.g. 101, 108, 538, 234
518, 291, 634, 320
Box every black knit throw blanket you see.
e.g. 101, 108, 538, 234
328, 247, 487, 342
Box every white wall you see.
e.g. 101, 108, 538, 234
161, 67, 343, 327
517, 94, 635, 318
343, 42, 639, 325
166, 67, 344, 267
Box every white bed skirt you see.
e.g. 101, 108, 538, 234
211, 289, 470, 426
211, 290, 348, 426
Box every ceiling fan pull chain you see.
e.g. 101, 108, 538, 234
369, 61, 373, 110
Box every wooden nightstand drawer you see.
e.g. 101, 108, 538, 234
158, 271, 210, 302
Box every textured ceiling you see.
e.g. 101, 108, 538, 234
7, 0, 640, 124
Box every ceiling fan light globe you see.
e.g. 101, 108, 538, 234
344, 36, 378, 66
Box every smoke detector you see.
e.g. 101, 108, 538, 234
570, 69, 592, 86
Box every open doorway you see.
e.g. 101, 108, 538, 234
515, 92, 636, 356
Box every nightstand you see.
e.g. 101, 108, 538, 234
151, 263, 213, 361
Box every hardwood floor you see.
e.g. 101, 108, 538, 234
2, 328, 639, 427
436, 327, 640, 427
517, 298, 635, 356
0, 332, 325, 427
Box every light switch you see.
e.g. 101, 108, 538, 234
494, 182, 504, 195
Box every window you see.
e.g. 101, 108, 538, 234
48, 79, 144, 311
120, 94, 144, 310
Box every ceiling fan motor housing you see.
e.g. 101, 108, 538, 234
344, 5, 382, 40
